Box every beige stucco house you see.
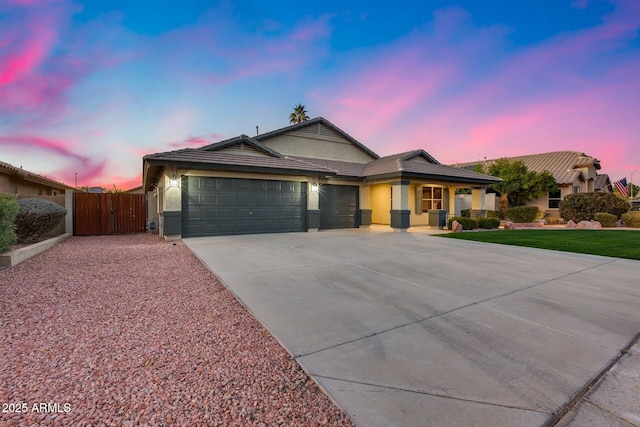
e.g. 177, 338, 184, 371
143, 117, 500, 239
0, 160, 72, 196
455, 151, 611, 216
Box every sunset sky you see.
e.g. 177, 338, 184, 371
1, 0, 639, 189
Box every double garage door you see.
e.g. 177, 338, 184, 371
182, 176, 358, 237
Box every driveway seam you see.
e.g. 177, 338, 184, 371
311, 374, 552, 415
581, 399, 640, 427
296, 258, 619, 358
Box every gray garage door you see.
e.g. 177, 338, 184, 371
319, 185, 359, 229
182, 177, 307, 237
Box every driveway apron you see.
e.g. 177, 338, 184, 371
184, 229, 640, 427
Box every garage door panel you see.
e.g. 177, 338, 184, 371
319, 185, 359, 229
182, 176, 307, 237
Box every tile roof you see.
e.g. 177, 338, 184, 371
364, 150, 501, 183
595, 174, 612, 192
144, 149, 336, 174
196, 135, 282, 157
288, 157, 367, 177
0, 160, 72, 190
454, 151, 601, 185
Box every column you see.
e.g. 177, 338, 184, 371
390, 181, 410, 230
470, 187, 488, 218
307, 181, 320, 231
359, 185, 372, 228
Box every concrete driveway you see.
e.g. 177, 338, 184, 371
184, 228, 640, 426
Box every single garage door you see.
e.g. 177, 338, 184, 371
319, 185, 359, 229
182, 177, 307, 237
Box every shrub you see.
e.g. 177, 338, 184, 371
621, 211, 640, 228
544, 215, 564, 225
559, 192, 629, 222
15, 198, 67, 243
0, 193, 19, 253
477, 217, 501, 229
460, 209, 471, 218
447, 217, 478, 230
594, 212, 617, 228
505, 206, 539, 223
486, 210, 498, 218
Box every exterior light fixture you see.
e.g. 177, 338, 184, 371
311, 183, 319, 192
169, 178, 179, 188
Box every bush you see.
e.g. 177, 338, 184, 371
0, 193, 19, 253
559, 192, 629, 222
15, 198, 67, 243
447, 217, 478, 230
594, 212, 617, 228
478, 217, 501, 229
621, 211, 640, 228
505, 206, 539, 223
544, 215, 564, 225
460, 209, 471, 218
487, 210, 498, 218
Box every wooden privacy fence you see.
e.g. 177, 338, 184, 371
74, 193, 146, 236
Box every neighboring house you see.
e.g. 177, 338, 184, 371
143, 117, 500, 239
0, 160, 72, 196
454, 151, 611, 215
124, 185, 144, 194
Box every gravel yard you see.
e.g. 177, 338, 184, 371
0, 235, 353, 427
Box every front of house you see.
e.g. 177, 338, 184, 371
0, 160, 72, 197
455, 151, 611, 216
143, 118, 500, 239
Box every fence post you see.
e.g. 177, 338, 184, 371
65, 191, 74, 234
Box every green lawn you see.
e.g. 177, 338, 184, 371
437, 230, 640, 260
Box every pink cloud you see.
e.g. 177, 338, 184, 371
317, 4, 639, 183
0, 135, 107, 186
0, 1, 78, 116
168, 133, 225, 149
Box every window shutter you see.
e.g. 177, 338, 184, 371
443, 188, 449, 212
415, 185, 423, 214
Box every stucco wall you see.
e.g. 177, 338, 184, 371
261, 134, 375, 163
409, 184, 428, 226
0, 173, 64, 196
370, 183, 390, 224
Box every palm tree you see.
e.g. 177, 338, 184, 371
490, 181, 520, 219
289, 104, 309, 124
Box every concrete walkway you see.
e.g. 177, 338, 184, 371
184, 228, 640, 426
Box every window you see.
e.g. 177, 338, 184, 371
422, 186, 443, 211
573, 186, 580, 194
548, 189, 562, 209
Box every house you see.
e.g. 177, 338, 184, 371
0, 160, 72, 196
454, 151, 611, 215
123, 185, 144, 194
143, 117, 500, 239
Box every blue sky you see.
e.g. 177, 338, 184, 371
1, 0, 639, 188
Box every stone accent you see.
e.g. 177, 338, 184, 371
452, 220, 463, 232
576, 220, 602, 229
504, 221, 515, 230
566, 220, 577, 229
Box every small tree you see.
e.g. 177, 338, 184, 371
490, 181, 520, 219
0, 192, 19, 253
475, 158, 557, 206
289, 104, 309, 124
